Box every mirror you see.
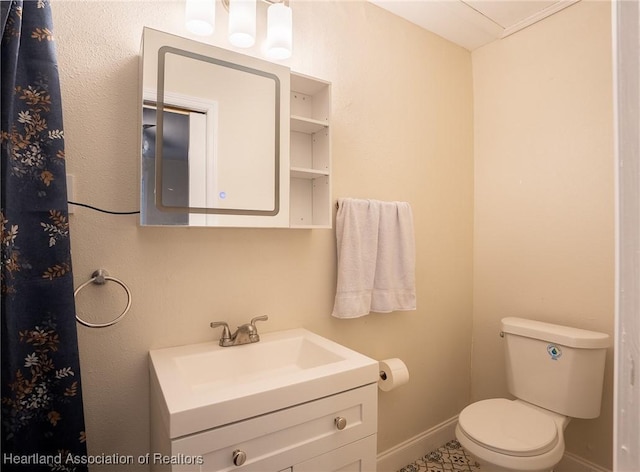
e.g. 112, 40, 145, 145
139, 28, 290, 227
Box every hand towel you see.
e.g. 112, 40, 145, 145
332, 198, 416, 318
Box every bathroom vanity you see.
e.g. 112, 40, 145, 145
149, 329, 379, 471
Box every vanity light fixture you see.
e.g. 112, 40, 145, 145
184, 0, 293, 60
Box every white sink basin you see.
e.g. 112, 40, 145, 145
149, 328, 379, 438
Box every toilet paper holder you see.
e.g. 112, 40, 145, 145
378, 358, 410, 391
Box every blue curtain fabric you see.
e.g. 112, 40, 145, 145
1, 1, 88, 470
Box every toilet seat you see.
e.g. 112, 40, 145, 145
458, 399, 559, 457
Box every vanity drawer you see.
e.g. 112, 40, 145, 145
293, 434, 377, 472
171, 383, 377, 472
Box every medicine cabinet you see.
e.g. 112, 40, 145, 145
139, 28, 331, 229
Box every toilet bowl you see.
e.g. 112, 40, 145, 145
455, 398, 570, 472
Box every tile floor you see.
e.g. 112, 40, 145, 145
397, 439, 481, 472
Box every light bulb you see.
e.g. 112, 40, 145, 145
266, 2, 292, 59
228, 0, 256, 48
185, 0, 215, 36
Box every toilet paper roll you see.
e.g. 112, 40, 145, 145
378, 358, 409, 392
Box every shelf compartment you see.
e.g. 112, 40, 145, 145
290, 73, 330, 124
290, 176, 330, 228
290, 130, 329, 171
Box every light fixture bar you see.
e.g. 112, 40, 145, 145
221, 0, 289, 12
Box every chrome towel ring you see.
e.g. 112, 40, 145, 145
74, 269, 132, 328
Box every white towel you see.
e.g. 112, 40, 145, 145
332, 198, 416, 318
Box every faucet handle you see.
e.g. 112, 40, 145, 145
210, 321, 231, 346
250, 315, 268, 330
247, 316, 268, 342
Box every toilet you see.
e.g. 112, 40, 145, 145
455, 317, 609, 472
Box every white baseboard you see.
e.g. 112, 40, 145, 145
376, 416, 458, 472
555, 452, 611, 472
376, 417, 611, 472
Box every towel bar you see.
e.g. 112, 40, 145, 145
74, 269, 132, 328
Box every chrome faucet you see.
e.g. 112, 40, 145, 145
210, 315, 269, 347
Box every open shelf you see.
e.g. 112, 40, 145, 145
291, 167, 330, 180
291, 115, 328, 134
289, 73, 331, 228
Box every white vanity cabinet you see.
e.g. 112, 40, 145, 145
289, 73, 332, 228
151, 383, 377, 472
149, 329, 379, 472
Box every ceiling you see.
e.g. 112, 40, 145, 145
368, 0, 580, 50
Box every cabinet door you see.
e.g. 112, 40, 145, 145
140, 27, 291, 228
293, 435, 377, 472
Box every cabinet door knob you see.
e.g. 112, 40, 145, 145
232, 449, 247, 466
334, 416, 347, 430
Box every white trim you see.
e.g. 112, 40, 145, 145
376, 417, 612, 472
556, 451, 612, 472
500, 0, 580, 39
142, 88, 219, 223
143, 88, 217, 116
376, 416, 458, 472
612, 0, 640, 470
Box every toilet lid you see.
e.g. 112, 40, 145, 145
458, 399, 559, 457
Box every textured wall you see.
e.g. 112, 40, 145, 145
51, 0, 474, 468
472, 1, 614, 468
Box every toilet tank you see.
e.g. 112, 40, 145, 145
501, 317, 609, 419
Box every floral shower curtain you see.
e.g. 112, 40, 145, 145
1, 1, 88, 470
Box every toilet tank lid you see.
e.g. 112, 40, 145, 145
501, 317, 609, 349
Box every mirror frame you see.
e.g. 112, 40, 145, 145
155, 46, 282, 216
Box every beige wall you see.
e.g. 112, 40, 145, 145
52, 0, 615, 468
472, 1, 614, 468
52, 0, 474, 467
